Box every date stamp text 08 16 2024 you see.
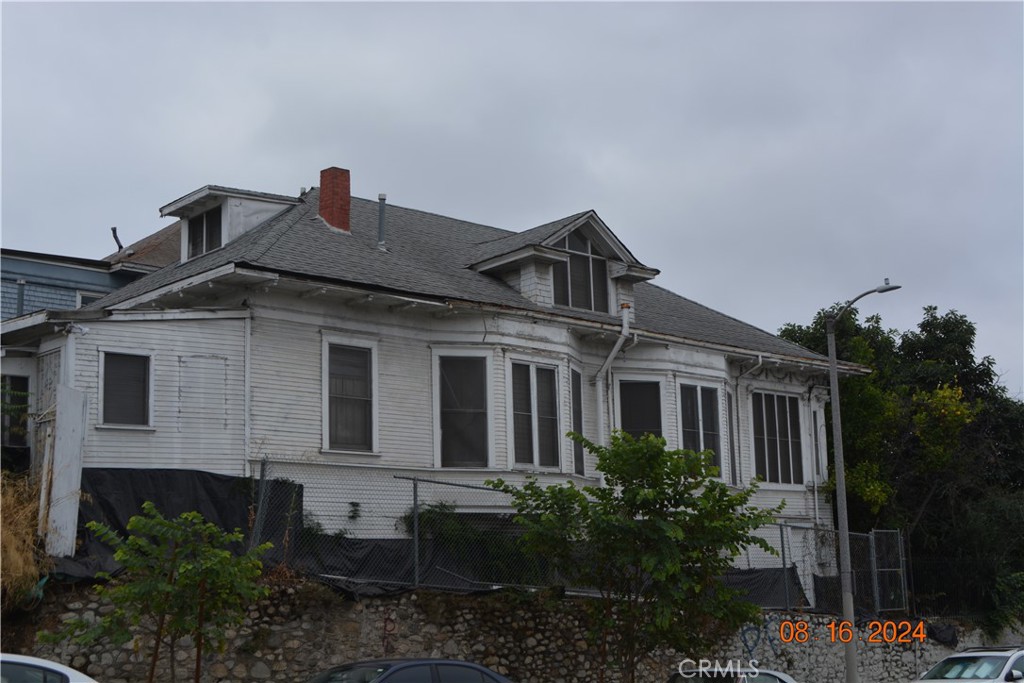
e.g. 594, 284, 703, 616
777, 620, 927, 645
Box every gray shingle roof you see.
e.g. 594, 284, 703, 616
91, 189, 826, 363
467, 211, 589, 265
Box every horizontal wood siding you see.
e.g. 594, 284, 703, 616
76, 318, 246, 474
248, 309, 436, 468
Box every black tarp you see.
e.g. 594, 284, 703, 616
53, 468, 301, 579
54, 469, 837, 612
721, 565, 809, 610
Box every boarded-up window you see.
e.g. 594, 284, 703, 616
619, 380, 661, 439
179, 355, 228, 431
752, 392, 804, 484
103, 353, 149, 425
329, 345, 372, 451
440, 356, 487, 467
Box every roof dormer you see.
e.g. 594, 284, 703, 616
472, 211, 658, 315
160, 185, 299, 262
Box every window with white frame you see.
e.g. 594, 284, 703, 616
679, 383, 720, 468
619, 380, 662, 439
511, 362, 559, 468
77, 291, 105, 308
102, 352, 150, 426
439, 355, 488, 467
187, 206, 222, 258
326, 344, 374, 451
571, 368, 585, 475
552, 229, 609, 313
751, 391, 804, 484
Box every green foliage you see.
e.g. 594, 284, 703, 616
489, 431, 780, 683
983, 572, 1024, 638
49, 502, 271, 683
401, 502, 547, 585
779, 304, 1024, 622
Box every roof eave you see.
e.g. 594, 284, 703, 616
472, 245, 568, 273
160, 186, 300, 218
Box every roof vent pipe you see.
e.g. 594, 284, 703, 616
377, 193, 387, 251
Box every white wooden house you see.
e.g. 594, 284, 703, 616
1, 166, 852, 574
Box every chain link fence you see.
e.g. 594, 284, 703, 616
248, 458, 907, 613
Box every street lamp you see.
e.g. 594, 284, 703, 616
826, 278, 901, 683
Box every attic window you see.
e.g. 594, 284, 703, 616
552, 229, 609, 313
187, 206, 222, 258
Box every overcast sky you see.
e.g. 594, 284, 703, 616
2, 2, 1021, 397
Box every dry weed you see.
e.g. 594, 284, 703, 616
1, 471, 49, 612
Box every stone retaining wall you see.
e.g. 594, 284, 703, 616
20, 580, 1005, 683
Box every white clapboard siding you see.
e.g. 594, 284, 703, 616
75, 317, 247, 474
248, 314, 323, 458
249, 311, 438, 468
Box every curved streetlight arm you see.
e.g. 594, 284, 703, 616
825, 277, 900, 683
830, 279, 902, 324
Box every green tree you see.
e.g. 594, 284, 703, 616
780, 305, 1024, 631
54, 502, 271, 683
489, 431, 780, 683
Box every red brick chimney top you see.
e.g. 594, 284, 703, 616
319, 167, 350, 232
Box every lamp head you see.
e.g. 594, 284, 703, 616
875, 277, 901, 294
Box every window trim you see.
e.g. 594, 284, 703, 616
76, 291, 106, 308
749, 388, 807, 487
678, 381, 723, 473
97, 348, 155, 429
321, 333, 379, 455
433, 348, 494, 469
613, 373, 665, 440
505, 357, 563, 471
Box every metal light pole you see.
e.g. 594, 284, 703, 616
826, 278, 900, 683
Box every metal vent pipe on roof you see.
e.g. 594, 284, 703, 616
378, 193, 387, 251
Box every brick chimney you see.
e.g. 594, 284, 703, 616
319, 167, 350, 232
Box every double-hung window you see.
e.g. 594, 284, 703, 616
618, 379, 662, 439
751, 391, 804, 484
679, 383, 721, 468
187, 206, 222, 259
101, 352, 150, 426
439, 355, 489, 467
326, 344, 374, 451
552, 229, 609, 313
511, 362, 559, 468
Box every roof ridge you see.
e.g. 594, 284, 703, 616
346, 192, 511, 236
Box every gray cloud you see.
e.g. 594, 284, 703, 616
3, 1, 1021, 396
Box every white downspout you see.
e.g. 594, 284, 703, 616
732, 354, 763, 485
595, 303, 632, 448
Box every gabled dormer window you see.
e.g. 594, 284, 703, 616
187, 206, 222, 258
552, 229, 609, 313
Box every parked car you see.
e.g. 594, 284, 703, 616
304, 658, 515, 683
0, 653, 99, 683
916, 646, 1024, 682
669, 667, 799, 683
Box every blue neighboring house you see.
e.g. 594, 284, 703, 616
1, 223, 180, 320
